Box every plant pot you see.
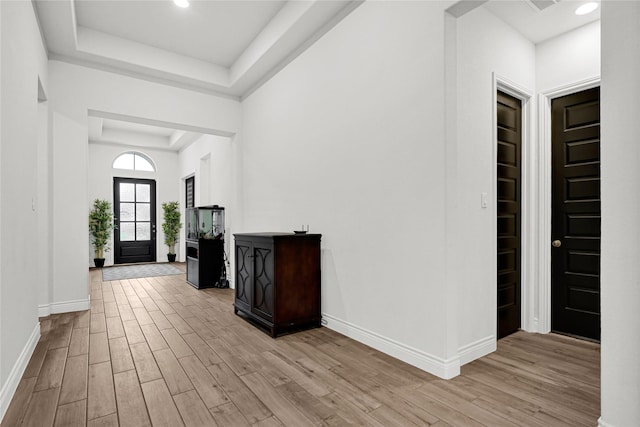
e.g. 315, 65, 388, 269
167, 254, 176, 262
94, 258, 105, 268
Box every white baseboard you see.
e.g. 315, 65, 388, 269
598, 418, 613, 427
38, 298, 90, 318
458, 335, 496, 366
0, 322, 40, 422
322, 313, 460, 379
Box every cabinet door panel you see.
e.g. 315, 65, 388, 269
252, 243, 274, 321
235, 243, 252, 309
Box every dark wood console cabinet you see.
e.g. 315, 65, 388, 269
234, 233, 321, 337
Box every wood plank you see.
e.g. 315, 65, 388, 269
275, 380, 348, 425
109, 336, 135, 374
181, 332, 222, 366
207, 362, 272, 424
117, 304, 136, 322
69, 327, 90, 357
105, 316, 125, 339
149, 310, 173, 330
253, 416, 285, 427
209, 402, 251, 427
173, 389, 219, 427
133, 306, 154, 326
239, 372, 315, 426
87, 413, 118, 427
87, 361, 116, 420
0, 377, 37, 427
89, 331, 110, 365
122, 319, 146, 344
140, 296, 160, 312
160, 328, 194, 358
90, 312, 106, 334
47, 320, 73, 349
21, 387, 60, 427
23, 339, 50, 378
153, 348, 194, 395
34, 347, 68, 391
140, 379, 185, 427
103, 301, 120, 318
59, 353, 88, 405
130, 342, 162, 383
114, 369, 152, 427
140, 322, 169, 352
74, 311, 90, 329
179, 355, 229, 408
54, 400, 87, 427
165, 313, 195, 334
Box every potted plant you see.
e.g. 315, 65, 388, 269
89, 199, 116, 268
162, 201, 182, 262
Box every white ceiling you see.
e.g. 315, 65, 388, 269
74, 1, 286, 67
483, 0, 601, 44
34, 0, 600, 150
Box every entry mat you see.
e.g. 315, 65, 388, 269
102, 263, 184, 281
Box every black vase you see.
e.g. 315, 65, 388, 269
94, 258, 105, 268
167, 254, 176, 262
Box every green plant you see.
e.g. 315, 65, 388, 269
89, 199, 115, 259
162, 201, 182, 254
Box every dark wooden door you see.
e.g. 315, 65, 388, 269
497, 91, 522, 339
551, 87, 601, 341
114, 178, 156, 264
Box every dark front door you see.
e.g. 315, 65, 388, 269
496, 91, 522, 339
551, 87, 601, 341
114, 177, 157, 264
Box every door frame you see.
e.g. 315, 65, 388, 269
537, 76, 601, 334
493, 74, 534, 336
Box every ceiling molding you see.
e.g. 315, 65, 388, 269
36, 0, 363, 98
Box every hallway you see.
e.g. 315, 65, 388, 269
2, 268, 600, 426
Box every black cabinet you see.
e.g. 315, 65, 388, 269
185, 205, 227, 289
186, 239, 224, 289
234, 233, 321, 337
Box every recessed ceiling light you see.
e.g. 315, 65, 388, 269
174, 0, 189, 8
575, 2, 598, 15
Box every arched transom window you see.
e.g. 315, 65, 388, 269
113, 151, 156, 172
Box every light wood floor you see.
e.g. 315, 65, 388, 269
2, 266, 600, 426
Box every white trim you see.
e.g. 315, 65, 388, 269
458, 335, 496, 366
322, 313, 460, 379
0, 322, 40, 422
39, 298, 90, 317
537, 77, 600, 334
493, 73, 535, 333
597, 417, 614, 427
38, 304, 50, 318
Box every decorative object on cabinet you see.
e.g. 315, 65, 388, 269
185, 205, 228, 289
89, 199, 116, 268
234, 233, 321, 337
161, 201, 181, 262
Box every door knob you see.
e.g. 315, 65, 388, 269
552, 240, 562, 248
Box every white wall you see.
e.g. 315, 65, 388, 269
48, 60, 240, 312
88, 143, 180, 266
178, 135, 234, 271
455, 6, 536, 360
536, 21, 600, 93
0, 0, 48, 419
241, 1, 456, 377
600, 2, 640, 426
